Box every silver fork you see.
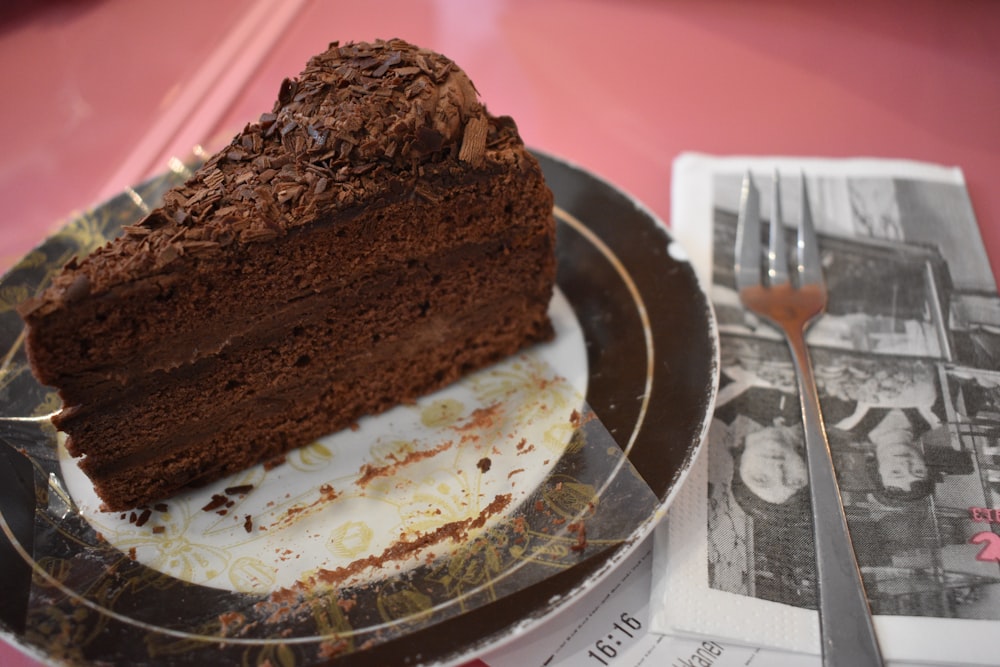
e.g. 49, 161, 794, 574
735, 171, 884, 667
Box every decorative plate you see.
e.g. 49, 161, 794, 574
0, 151, 718, 666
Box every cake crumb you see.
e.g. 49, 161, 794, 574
455, 403, 502, 432
152, 525, 165, 534
318, 639, 350, 659
567, 521, 587, 552
310, 494, 512, 589
201, 494, 229, 512
356, 441, 452, 487
217, 611, 245, 637
244, 514, 254, 533
476, 457, 492, 473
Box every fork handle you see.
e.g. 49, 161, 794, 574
786, 329, 885, 667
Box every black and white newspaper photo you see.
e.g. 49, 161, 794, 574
651, 155, 1000, 666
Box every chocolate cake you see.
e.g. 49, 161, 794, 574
18, 39, 556, 511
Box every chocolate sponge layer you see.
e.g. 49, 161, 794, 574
31, 167, 553, 511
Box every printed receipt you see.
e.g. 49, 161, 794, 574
479, 536, 815, 667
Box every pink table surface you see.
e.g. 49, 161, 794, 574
2, 0, 999, 665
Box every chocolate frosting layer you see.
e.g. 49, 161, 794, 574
21, 38, 524, 316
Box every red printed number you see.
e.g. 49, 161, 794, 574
970, 531, 1000, 562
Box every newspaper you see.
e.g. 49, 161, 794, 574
481, 536, 826, 667
482, 532, 941, 667
650, 154, 1000, 666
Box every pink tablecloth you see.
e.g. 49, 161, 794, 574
2, 1, 998, 665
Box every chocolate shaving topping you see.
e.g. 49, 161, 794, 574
134, 508, 152, 527
201, 494, 229, 512
458, 115, 488, 166
24, 38, 524, 309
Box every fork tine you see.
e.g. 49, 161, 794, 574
797, 172, 823, 287
768, 170, 789, 286
734, 171, 761, 291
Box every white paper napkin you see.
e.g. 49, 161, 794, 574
649, 152, 1000, 667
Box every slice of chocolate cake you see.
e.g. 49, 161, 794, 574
18, 39, 555, 511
